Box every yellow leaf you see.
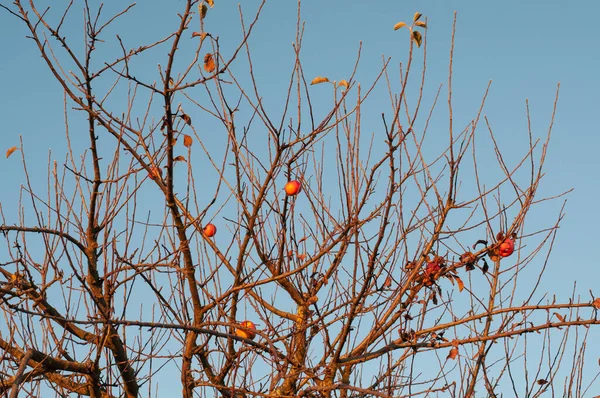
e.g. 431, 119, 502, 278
5, 146, 18, 158
338, 80, 349, 90
206, 0, 214, 7
204, 53, 216, 73
412, 30, 423, 47
415, 21, 427, 28
393, 21, 407, 30
413, 12, 422, 22
183, 134, 193, 147
311, 76, 329, 85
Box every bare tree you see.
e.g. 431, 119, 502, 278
1, 1, 599, 397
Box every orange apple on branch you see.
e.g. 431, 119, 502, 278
284, 180, 301, 196
203, 223, 217, 237
235, 320, 257, 340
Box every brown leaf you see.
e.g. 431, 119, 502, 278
338, 79, 349, 90
554, 313, 565, 322
297, 253, 306, 261
413, 12, 422, 22
455, 276, 465, 292
191, 32, 202, 38
183, 134, 193, 148
204, 53, 216, 73
593, 298, 600, 309
311, 76, 330, 85
199, 3, 208, 19
148, 166, 162, 180
537, 379, 548, 385
414, 21, 427, 28
206, 0, 214, 7
412, 30, 423, 47
174, 155, 187, 162
5, 146, 18, 158
447, 347, 458, 360
181, 113, 192, 126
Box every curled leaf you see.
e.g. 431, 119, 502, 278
413, 12, 422, 22
311, 76, 330, 85
5, 146, 18, 158
338, 80, 349, 90
537, 379, 548, 385
412, 30, 423, 47
191, 31, 202, 38
593, 298, 600, 309
447, 347, 458, 360
455, 276, 464, 292
204, 53, 216, 73
415, 21, 427, 28
199, 3, 208, 19
206, 0, 214, 7
393, 21, 407, 30
183, 134, 193, 148
181, 113, 192, 126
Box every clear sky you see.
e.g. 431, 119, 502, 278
1, 0, 599, 395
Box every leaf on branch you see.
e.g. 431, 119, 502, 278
415, 21, 427, 28
412, 30, 423, 47
199, 3, 208, 19
5, 146, 18, 158
191, 32, 204, 38
311, 76, 330, 85
206, 0, 214, 7
554, 313, 565, 322
413, 12, 422, 22
338, 79, 349, 89
183, 135, 193, 147
447, 347, 458, 360
174, 155, 187, 162
181, 113, 192, 126
455, 276, 464, 292
593, 298, 600, 309
204, 53, 216, 73
393, 21, 407, 30
537, 379, 548, 385
148, 166, 162, 180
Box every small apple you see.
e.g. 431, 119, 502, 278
284, 180, 301, 196
203, 223, 217, 237
499, 239, 514, 257
235, 320, 257, 340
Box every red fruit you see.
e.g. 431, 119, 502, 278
284, 180, 301, 196
235, 320, 257, 340
203, 223, 217, 237
499, 239, 514, 257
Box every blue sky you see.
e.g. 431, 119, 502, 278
1, 0, 599, 395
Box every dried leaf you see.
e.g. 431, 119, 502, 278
593, 298, 600, 309
311, 76, 330, 85
181, 113, 192, 126
174, 155, 187, 162
455, 276, 464, 292
412, 30, 423, 47
183, 134, 193, 148
191, 31, 202, 38
199, 3, 208, 19
297, 253, 306, 261
554, 313, 565, 322
148, 166, 162, 180
447, 347, 458, 360
414, 21, 427, 28
393, 21, 407, 30
537, 379, 548, 385
413, 12, 422, 22
338, 79, 349, 89
5, 146, 18, 158
204, 53, 216, 73
206, 0, 214, 7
